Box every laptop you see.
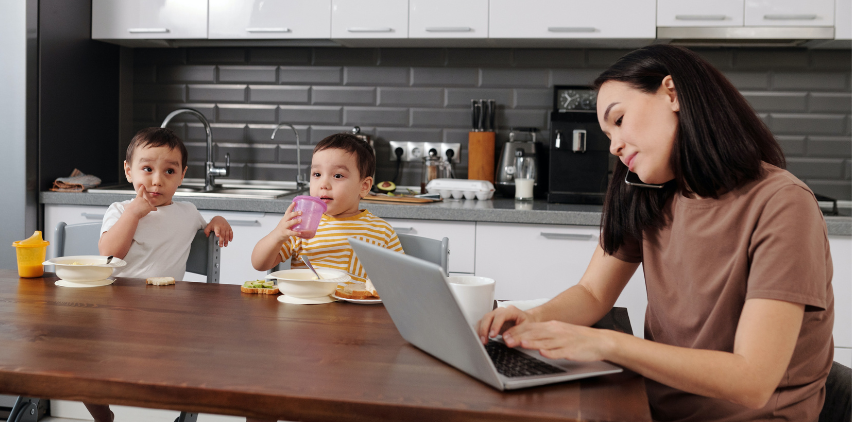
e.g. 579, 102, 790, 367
348, 238, 622, 391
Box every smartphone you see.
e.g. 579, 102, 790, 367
625, 171, 664, 189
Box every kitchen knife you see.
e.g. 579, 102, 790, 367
471, 99, 479, 132
488, 99, 496, 132
476, 100, 484, 131
473, 101, 483, 132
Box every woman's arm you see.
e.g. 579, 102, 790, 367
478, 245, 639, 341
504, 297, 805, 409
530, 245, 640, 326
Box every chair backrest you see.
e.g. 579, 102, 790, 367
396, 233, 449, 276
54, 222, 220, 283
186, 230, 221, 283
54, 222, 101, 257
819, 361, 851, 422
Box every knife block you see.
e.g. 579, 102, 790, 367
468, 132, 495, 183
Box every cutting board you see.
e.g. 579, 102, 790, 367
361, 194, 441, 204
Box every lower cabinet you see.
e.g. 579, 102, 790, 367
384, 218, 476, 274
196, 210, 284, 285
829, 235, 851, 362
43, 204, 110, 259
475, 222, 648, 338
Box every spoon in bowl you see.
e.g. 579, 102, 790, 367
300, 255, 322, 280
105, 256, 114, 265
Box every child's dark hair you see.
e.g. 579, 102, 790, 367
126, 127, 188, 169
314, 133, 375, 179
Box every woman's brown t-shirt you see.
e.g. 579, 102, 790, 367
614, 163, 834, 422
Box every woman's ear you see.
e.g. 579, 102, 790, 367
661, 75, 680, 112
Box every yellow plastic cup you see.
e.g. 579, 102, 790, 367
12, 231, 50, 278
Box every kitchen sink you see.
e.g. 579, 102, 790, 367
88, 179, 307, 199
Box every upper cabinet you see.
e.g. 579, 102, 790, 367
489, 0, 656, 39
91, 0, 207, 39
331, 0, 408, 39
745, 0, 834, 27
657, 0, 744, 27
838, 0, 852, 39
409, 0, 489, 38
208, 0, 331, 39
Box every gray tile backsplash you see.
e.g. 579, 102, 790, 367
133, 47, 852, 199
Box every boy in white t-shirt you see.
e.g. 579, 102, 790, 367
88, 127, 233, 421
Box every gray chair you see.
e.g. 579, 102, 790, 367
397, 233, 449, 276
54, 221, 220, 283
819, 362, 851, 422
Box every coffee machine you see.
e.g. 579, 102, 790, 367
495, 127, 547, 198
547, 86, 612, 204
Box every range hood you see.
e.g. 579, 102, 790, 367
657, 26, 835, 47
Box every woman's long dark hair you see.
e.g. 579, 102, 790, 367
595, 45, 785, 255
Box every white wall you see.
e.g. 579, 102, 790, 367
0, 0, 27, 269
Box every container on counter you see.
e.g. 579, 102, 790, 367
425, 179, 495, 200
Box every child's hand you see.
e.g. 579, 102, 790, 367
126, 185, 157, 219
274, 202, 303, 239
205, 216, 234, 247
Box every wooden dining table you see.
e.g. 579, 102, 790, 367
0, 270, 651, 421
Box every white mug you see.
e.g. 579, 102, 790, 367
447, 276, 496, 327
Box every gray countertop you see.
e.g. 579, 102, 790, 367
40, 191, 852, 236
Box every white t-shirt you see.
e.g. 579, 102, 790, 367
100, 200, 207, 280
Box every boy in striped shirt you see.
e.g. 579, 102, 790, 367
251, 132, 403, 281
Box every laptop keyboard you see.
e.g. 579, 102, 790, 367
484, 340, 566, 378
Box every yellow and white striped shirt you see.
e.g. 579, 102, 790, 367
279, 209, 404, 282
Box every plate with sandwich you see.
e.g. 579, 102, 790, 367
334, 279, 381, 304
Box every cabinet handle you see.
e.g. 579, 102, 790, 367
540, 232, 597, 241
547, 27, 596, 33
425, 27, 473, 32
228, 220, 261, 227
393, 227, 415, 234
246, 28, 292, 33
347, 27, 393, 33
128, 28, 170, 33
81, 213, 105, 220
675, 14, 727, 21
763, 14, 817, 20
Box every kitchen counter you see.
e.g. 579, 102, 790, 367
40, 191, 852, 236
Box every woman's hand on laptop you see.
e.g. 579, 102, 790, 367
501, 321, 613, 362
477, 305, 539, 345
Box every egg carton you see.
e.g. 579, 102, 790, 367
425, 179, 495, 200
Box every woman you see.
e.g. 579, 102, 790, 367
478, 45, 833, 421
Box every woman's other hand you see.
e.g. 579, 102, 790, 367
502, 321, 615, 362
476, 305, 539, 345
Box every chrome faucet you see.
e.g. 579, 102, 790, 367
160, 108, 229, 192
271, 123, 307, 190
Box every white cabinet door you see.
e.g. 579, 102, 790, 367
331, 0, 408, 38
384, 219, 476, 274
92, 0, 208, 39
829, 235, 851, 349
209, 0, 331, 39
657, 0, 744, 27
837, 0, 851, 39
44, 204, 109, 259
409, 0, 488, 38
195, 210, 283, 285
745, 0, 834, 26
489, 0, 656, 38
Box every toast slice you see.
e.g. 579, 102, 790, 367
335, 280, 379, 300
241, 280, 279, 295
146, 277, 175, 286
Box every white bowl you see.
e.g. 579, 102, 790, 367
266, 268, 350, 298
44, 255, 127, 282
